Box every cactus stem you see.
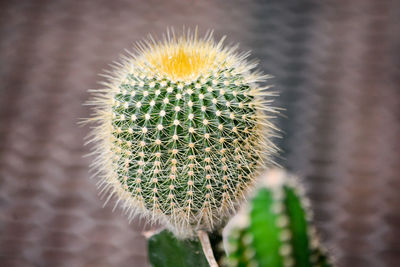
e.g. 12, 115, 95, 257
198, 230, 219, 267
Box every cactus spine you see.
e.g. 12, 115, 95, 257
88, 29, 277, 238
223, 169, 332, 267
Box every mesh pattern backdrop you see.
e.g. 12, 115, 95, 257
0, 0, 399, 266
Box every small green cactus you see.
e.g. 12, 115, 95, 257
223, 169, 332, 267
148, 230, 210, 267
88, 29, 277, 238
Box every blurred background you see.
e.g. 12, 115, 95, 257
0, 0, 399, 266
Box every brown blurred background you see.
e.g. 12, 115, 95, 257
0, 0, 399, 266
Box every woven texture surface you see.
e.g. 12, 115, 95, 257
0, 0, 399, 266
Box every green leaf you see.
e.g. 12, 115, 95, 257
148, 230, 210, 267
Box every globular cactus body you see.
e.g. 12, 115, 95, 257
223, 169, 332, 267
88, 30, 277, 238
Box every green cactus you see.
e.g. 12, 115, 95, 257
88, 29, 277, 238
148, 230, 210, 267
223, 169, 333, 267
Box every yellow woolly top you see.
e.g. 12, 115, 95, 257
134, 31, 231, 82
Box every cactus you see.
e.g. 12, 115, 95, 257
87, 29, 277, 238
148, 230, 210, 267
223, 169, 333, 267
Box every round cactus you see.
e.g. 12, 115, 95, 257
88, 29, 277, 238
